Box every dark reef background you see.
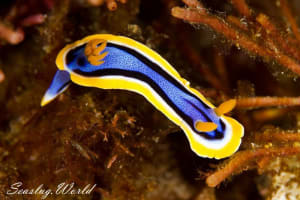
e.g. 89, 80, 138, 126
1, 0, 300, 199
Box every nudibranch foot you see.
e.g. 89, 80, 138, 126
41, 34, 244, 159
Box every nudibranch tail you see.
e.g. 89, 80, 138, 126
42, 34, 244, 159
41, 70, 71, 107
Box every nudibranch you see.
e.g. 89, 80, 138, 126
41, 34, 244, 159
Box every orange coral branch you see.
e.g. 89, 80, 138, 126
256, 157, 271, 172
254, 131, 300, 142
182, 0, 204, 9
206, 147, 300, 187
114, 139, 134, 157
236, 96, 300, 108
172, 4, 300, 76
172, 8, 267, 56
256, 13, 300, 61
230, 0, 252, 18
106, 154, 118, 168
279, 0, 300, 42
227, 15, 248, 31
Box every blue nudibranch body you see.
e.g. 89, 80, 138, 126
41, 34, 244, 159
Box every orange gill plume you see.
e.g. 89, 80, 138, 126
84, 39, 108, 65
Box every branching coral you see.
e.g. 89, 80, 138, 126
172, 0, 300, 76
236, 96, 300, 108
172, 0, 300, 189
206, 147, 300, 187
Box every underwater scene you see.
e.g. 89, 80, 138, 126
1, 0, 300, 199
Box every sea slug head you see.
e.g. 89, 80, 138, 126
41, 38, 109, 106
